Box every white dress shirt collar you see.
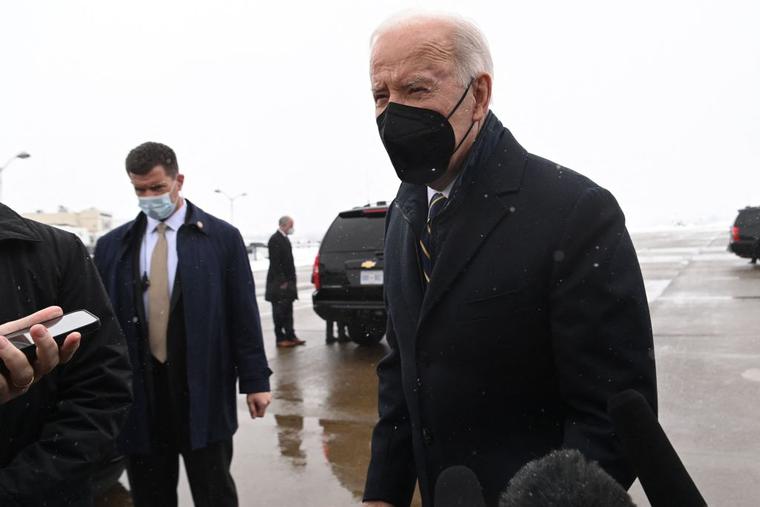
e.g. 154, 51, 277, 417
141, 200, 187, 313
146, 200, 187, 233
427, 179, 456, 205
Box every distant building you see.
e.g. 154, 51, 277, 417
22, 206, 113, 248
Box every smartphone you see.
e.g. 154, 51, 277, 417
4, 309, 100, 362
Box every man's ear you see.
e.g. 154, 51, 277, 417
471, 73, 493, 122
175, 173, 185, 192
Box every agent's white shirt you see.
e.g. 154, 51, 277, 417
140, 202, 187, 313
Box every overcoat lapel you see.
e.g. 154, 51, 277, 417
417, 127, 528, 328
123, 215, 147, 331
384, 183, 427, 336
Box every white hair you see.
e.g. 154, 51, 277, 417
370, 11, 494, 86
278, 216, 292, 227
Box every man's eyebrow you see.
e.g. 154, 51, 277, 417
133, 182, 166, 191
404, 75, 435, 87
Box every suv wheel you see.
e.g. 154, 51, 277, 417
348, 322, 386, 346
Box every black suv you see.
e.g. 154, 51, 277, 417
312, 203, 388, 345
728, 206, 760, 262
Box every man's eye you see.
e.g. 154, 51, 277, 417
410, 87, 428, 94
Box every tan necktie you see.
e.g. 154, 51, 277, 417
148, 222, 170, 363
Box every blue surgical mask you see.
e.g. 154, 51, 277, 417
138, 188, 177, 221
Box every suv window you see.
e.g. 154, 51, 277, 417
735, 208, 760, 229
321, 213, 386, 253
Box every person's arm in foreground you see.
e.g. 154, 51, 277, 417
228, 230, 272, 419
363, 312, 417, 507
550, 186, 657, 488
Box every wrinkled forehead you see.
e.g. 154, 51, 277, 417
370, 26, 458, 85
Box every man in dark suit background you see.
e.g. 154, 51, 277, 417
265, 216, 305, 348
362, 13, 657, 507
95, 142, 272, 507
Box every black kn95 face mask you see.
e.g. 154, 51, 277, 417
376, 80, 475, 185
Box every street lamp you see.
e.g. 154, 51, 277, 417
0, 152, 31, 202
214, 188, 247, 224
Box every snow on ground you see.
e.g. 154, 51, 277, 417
250, 245, 319, 273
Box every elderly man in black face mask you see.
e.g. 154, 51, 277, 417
363, 13, 657, 507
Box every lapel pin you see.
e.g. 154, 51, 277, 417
196, 221, 204, 229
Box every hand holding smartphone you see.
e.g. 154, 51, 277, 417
4, 309, 100, 362
0, 307, 96, 402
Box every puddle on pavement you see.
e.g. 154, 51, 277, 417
94, 341, 425, 506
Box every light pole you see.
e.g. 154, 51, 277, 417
214, 188, 247, 224
0, 152, 31, 202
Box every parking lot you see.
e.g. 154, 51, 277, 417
100, 226, 760, 506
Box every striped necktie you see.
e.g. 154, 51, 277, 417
420, 192, 447, 284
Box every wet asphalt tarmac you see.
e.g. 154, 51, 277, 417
95, 227, 760, 506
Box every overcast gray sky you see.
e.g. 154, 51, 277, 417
1, 0, 758, 239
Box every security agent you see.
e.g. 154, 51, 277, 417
363, 12, 657, 507
265, 215, 305, 348
95, 142, 272, 507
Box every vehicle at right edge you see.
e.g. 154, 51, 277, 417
728, 206, 760, 263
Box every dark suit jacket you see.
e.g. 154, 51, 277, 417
265, 231, 298, 302
363, 113, 657, 507
94, 200, 272, 453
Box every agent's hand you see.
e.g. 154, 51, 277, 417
246, 392, 272, 419
0, 306, 81, 404
363, 502, 394, 507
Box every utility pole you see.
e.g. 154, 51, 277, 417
0, 151, 31, 202
214, 188, 247, 224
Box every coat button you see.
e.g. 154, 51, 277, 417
422, 427, 433, 446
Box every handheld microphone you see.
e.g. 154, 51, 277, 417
608, 389, 706, 507
434, 465, 486, 507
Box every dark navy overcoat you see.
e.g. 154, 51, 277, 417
95, 200, 271, 453
363, 114, 657, 506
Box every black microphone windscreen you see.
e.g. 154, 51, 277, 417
434, 465, 486, 507
608, 389, 706, 507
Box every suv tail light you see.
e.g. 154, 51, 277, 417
311, 254, 321, 290
731, 226, 741, 242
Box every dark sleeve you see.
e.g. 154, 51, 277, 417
228, 229, 272, 394
286, 241, 296, 282
550, 186, 657, 488
92, 236, 112, 290
0, 233, 133, 504
268, 236, 285, 281
363, 312, 417, 506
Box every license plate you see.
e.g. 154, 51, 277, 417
360, 270, 384, 285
